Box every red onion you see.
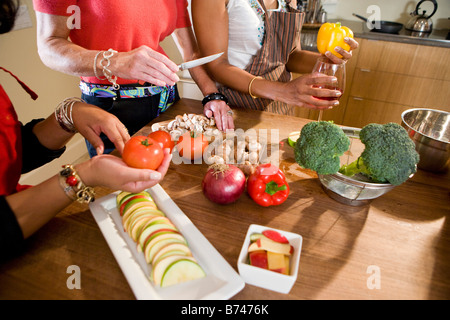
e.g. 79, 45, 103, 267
202, 164, 246, 205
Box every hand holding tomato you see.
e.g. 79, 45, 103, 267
122, 136, 164, 170
76, 151, 172, 193
177, 131, 208, 161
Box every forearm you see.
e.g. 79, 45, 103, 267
38, 37, 99, 77
36, 11, 112, 79
35, 11, 96, 77
32, 108, 75, 151
188, 65, 221, 96
5, 175, 72, 239
207, 62, 286, 101
286, 49, 321, 74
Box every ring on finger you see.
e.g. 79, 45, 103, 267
227, 110, 234, 116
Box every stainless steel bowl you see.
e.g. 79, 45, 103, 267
319, 173, 396, 206
318, 127, 400, 206
401, 108, 450, 173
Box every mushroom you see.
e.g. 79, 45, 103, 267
207, 155, 225, 165
167, 119, 178, 131
248, 151, 259, 164
170, 128, 184, 141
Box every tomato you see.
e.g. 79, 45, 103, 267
177, 131, 208, 161
148, 130, 175, 152
122, 136, 164, 170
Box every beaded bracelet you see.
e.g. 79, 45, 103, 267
201, 92, 228, 106
54, 97, 85, 133
59, 164, 95, 204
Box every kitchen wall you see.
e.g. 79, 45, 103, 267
0, 0, 87, 186
324, 0, 449, 29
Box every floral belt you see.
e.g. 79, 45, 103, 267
79, 81, 177, 112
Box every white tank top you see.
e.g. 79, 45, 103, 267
226, 0, 287, 69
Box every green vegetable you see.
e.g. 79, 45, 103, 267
294, 121, 350, 175
339, 123, 419, 185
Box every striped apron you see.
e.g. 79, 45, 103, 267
219, 0, 305, 115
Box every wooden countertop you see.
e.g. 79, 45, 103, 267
1, 98, 449, 300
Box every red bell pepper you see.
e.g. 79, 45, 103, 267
247, 163, 289, 207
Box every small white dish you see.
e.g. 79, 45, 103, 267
237, 224, 302, 294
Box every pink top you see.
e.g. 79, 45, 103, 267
33, 0, 191, 84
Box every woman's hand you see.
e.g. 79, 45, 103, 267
325, 37, 359, 64
72, 102, 130, 155
109, 45, 180, 87
281, 73, 341, 109
77, 149, 172, 193
203, 100, 235, 131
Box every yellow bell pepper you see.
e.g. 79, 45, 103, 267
317, 22, 354, 59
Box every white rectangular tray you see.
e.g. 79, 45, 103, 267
89, 184, 245, 300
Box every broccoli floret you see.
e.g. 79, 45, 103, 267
339, 123, 419, 185
294, 121, 350, 175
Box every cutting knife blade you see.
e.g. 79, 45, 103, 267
178, 52, 224, 71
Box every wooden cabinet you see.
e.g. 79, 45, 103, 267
341, 39, 450, 128
294, 38, 450, 128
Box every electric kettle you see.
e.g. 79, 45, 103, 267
405, 0, 438, 33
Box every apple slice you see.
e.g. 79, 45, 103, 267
130, 216, 171, 242
118, 190, 151, 202
123, 207, 165, 233
249, 233, 264, 242
262, 230, 289, 244
248, 237, 291, 255
116, 191, 131, 206
267, 251, 288, 274
124, 209, 160, 233
144, 236, 188, 264
122, 203, 164, 225
284, 255, 290, 275
288, 131, 300, 147
249, 250, 268, 269
152, 255, 205, 287
120, 196, 157, 216
139, 223, 178, 248
160, 259, 206, 287
139, 230, 184, 252
118, 191, 152, 210
151, 243, 192, 266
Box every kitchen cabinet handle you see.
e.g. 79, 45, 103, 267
352, 97, 364, 101
360, 68, 371, 73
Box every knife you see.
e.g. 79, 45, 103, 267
178, 52, 224, 71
